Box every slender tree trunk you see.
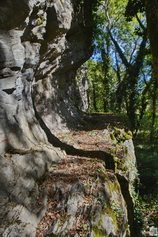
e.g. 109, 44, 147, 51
109, 28, 147, 131
101, 41, 110, 113
150, 79, 157, 141
145, 0, 158, 83
92, 79, 97, 112
128, 76, 138, 133
145, 0, 158, 138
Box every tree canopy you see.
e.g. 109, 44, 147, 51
76, 0, 158, 138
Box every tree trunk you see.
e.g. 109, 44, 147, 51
92, 79, 98, 112
150, 79, 157, 141
145, 0, 158, 82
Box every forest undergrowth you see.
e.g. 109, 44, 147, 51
134, 138, 158, 234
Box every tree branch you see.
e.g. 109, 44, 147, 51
107, 27, 130, 68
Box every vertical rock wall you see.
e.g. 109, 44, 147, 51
0, 0, 94, 236
0, 0, 93, 152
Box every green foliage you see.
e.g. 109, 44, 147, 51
83, 224, 90, 231
111, 127, 133, 143
132, 190, 144, 235
137, 110, 158, 139
135, 140, 158, 196
132, 188, 158, 233
88, 130, 97, 137
96, 168, 106, 176
131, 138, 158, 232
85, 59, 117, 113
111, 200, 124, 218
76, 0, 157, 136
92, 226, 107, 237
88, 0, 157, 135
125, 0, 145, 21
37, 15, 45, 25
60, 0, 64, 5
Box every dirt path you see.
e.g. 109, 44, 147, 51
36, 113, 131, 237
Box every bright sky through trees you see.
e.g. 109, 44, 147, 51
78, 0, 158, 138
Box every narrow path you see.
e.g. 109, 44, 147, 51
36, 113, 131, 237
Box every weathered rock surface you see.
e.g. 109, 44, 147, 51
0, 0, 93, 152
74, 65, 90, 112
36, 121, 138, 237
0, 0, 138, 236
0, 0, 95, 236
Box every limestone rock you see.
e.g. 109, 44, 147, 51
0, 0, 94, 236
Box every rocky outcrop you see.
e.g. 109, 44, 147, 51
0, 0, 95, 235
74, 65, 90, 112
35, 123, 138, 237
0, 0, 94, 153
0, 1, 138, 236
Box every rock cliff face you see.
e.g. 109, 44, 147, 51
0, 1, 138, 237
0, 0, 93, 153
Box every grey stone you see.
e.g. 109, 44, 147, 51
2, 223, 36, 237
